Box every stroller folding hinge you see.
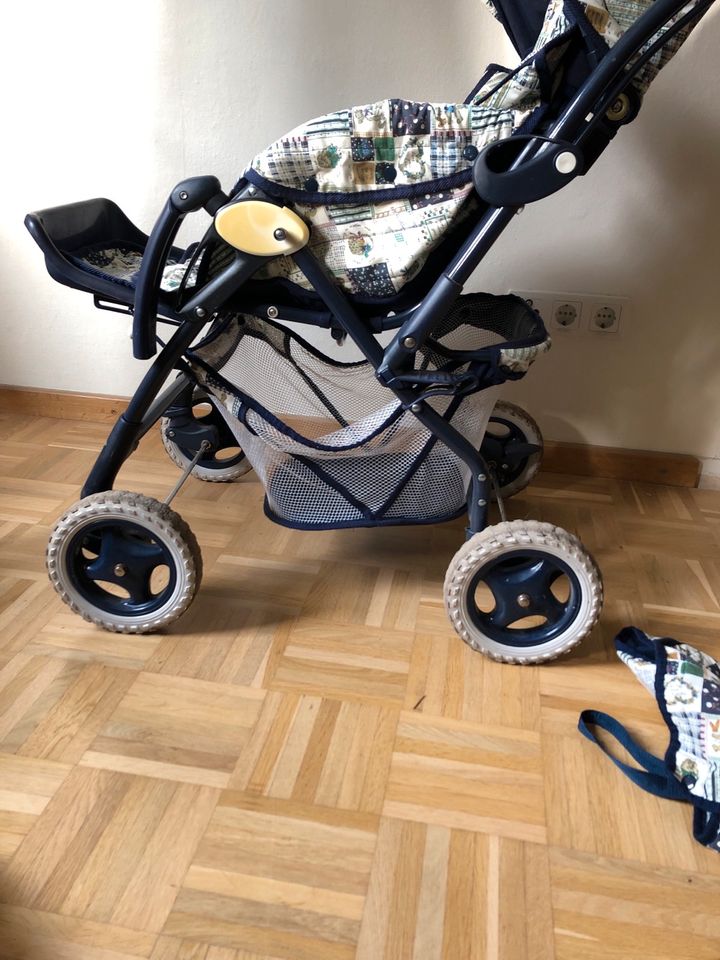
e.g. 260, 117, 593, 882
214, 200, 310, 257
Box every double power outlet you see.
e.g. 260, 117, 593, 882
512, 291, 628, 336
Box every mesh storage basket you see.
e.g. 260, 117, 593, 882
189, 294, 549, 529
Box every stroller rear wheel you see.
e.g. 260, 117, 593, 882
482, 401, 543, 500
160, 389, 252, 483
444, 520, 602, 664
47, 491, 202, 634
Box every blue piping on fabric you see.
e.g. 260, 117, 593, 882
243, 104, 548, 208
262, 496, 466, 531
580, 626, 720, 817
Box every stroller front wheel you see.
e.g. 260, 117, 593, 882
46, 491, 202, 634
444, 520, 602, 664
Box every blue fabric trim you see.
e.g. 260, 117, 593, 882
578, 709, 688, 801
291, 454, 376, 522
464, 63, 511, 105
564, 0, 612, 62
262, 496, 466, 531
244, 166, 473, 208
194, 354, 406, 454
582, 627, 720, 835
614, 627, 685, 794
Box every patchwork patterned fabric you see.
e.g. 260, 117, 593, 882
483, 0, 701, 96
72, 246, 197, 293
248, 0, 699, 299
246, 0, 589, 298
250, 100, 521, 198
617, 632, 720, 810
581, 627, 720, 855
583, 1, 701, 94
255, 184, 478, 296
248, 21, 562, 296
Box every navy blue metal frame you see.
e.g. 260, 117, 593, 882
35, 0, 715, 535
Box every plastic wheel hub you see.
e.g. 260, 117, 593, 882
171, 401, 245, 472
66, 518, 177, 617
466, 549, 582, 647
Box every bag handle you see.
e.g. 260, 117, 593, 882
578, 710, 687, 801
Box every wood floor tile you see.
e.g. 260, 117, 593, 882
550, 846, 720, 958
544, 732, 720, 875
2, 765, 219, 930
85, 673, 265, 786
0, 904, 156, 960
383, 712, 546, 843
356, 818, 554, 960
229, 692, 398, 812
164, 794, 377, 959
405, 632, 542, 728
268, 621, 413, 705
0, 753, 71, 863
26, 614, 163, 670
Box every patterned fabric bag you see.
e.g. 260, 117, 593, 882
579, 627, 720, 854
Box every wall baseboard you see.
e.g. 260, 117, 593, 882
0, 385, 701, 488
0, 385, 129, 423
542, 441, 700, 488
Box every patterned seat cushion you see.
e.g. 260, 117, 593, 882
243, 0, 699, 299
70, 244, 196, 293
246, 93, 540, 297
244, 0, 581, 298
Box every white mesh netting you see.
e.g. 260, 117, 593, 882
189, 295, 547, 528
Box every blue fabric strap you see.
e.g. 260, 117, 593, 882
578, 709, 688, 802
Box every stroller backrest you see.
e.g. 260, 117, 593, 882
479, 0, 702, 105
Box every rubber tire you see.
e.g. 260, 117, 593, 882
47, 491, 202, 634
444, 519, 603, 664
485, 400, 543, 500
160, 395, 252, 484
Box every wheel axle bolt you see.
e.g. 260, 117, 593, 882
517, 594, 531, 609
274, 228, 287, 241
114, 564, 127, 578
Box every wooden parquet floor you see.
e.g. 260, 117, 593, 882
1, 409, 720, 959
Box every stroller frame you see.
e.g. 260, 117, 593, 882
26, 0, 715, 660
72, 0, 712, 531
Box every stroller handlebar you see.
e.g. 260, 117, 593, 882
132, 176, 228, 360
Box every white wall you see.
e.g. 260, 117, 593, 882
2, 1, 719, 474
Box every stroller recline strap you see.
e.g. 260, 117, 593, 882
578, 709, 688, 801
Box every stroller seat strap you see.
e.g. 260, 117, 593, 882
578, 708, 688, 800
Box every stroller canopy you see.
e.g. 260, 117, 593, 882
480, 0, 551, 56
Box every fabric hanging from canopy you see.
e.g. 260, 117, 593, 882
480, 0, 551, 55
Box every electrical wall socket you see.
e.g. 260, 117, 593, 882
511, 291, 629, 336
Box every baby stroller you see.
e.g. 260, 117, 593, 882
26, 0, 712, 663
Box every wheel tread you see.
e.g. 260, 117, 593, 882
443, 519, 603, 664
46, 491, 203, 635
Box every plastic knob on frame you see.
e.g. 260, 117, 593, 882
214, 200, 310, 257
